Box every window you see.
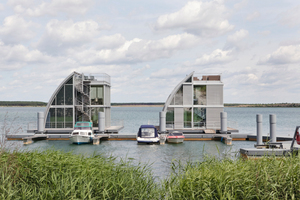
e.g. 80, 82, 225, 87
193, 108, 206, 128
91, 107, 104, 127
91, 86, 104, 105
141, 128, 155, 137
184, 107, 192, 128
194, 85, 206, 105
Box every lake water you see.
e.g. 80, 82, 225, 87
1, 106, 299, 179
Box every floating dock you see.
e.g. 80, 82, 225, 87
6, 133, 293, 146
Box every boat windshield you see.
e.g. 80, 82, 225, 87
141, 128, 155, 138
72, 132, 79, 135
170, 132, 183, 136
76, 122, 90, 127
74, 127, 91, 130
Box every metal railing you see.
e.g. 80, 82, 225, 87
89, 73, 111, 84
45, 121, 73, 129
193, 73, 222, 82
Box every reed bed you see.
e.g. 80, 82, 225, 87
162, 155, 300, 199
0, 149, 159, 199
2, 149, 300, 199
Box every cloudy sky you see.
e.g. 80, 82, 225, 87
0, 0, 299, 103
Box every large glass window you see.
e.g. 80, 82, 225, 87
91, 86, 103, 105
193, 108, 206, 128
91, 107, 104, 127
184, 107, 192, 128
174, 86, 183, 105
57, 86, 64, 105
46, 108, 56, 128
65, 108, 73, 128
194, 85, 206, 105
65, 85, 73, 105
166, 107, 174, 128
57, 108, 64, 128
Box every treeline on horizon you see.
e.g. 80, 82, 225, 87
1, 101, 300, 107
0, 101, 47, 107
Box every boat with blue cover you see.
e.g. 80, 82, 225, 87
137, 125, 160, 144
69, 122, 94, 144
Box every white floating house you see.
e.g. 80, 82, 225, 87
31, 71, 123, 134
162, 72, 223, 131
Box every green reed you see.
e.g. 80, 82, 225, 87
2, 149, 300, 199
162, 155, 300, 200
0, 149, 159, 199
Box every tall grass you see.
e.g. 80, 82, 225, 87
0, 149, 159, 199
162, 155, 300, 199
2, 149, 300, 199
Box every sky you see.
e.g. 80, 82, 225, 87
0, 0, 300, 103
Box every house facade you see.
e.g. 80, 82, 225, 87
44, 71, 111, 131
162, 72, 223, 130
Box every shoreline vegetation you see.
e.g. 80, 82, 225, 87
1, 149, 300, 199
1, 101, 300, 107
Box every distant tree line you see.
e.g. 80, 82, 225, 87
1, 101, 300, 107
111, 102, 164, 106
0, 101, 47, 107
224, 103, 300, 107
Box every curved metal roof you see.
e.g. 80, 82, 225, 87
162, 71, 194, 112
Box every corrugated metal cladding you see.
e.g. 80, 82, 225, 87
206, 107, 223, 129
174, 108, 183, 129
183, 84, 193, 105
207, 85, 223, 105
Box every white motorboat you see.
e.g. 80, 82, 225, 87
136, 125, 160, 144
166, 131, 185, 144
69, 122, 94, 144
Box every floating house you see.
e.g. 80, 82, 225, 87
162, 72, 223, 131
28, 71, 123, 134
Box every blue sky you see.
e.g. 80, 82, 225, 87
0, 0, 300, 103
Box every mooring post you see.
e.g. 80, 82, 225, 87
98, 112, 105, 133
269, 114, 276, 143
220, 112, 227, 134
159, 111, 166, 133
256, 114, 263, 145
37, 112, 44, 133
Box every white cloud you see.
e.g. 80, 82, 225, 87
246, 11, 260, 21
259, 45, 300, 65
0, 15, 36, 44
257, 30, 270, 36
96, 34, 126, 50
154, 0, 234, 37
37, 19, 101, 54
9, 0, 93, 17
0, 41, 54, 70
224, 29, 249, 50
0, 3, 4, 11
72, 33, 200, 64
194, 49, 234, 65
279, 5, 300, 27
233, 0, 248, 10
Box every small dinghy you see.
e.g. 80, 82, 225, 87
69, 122, 94, 144
167, 131, 185, 144
136, 125, 160, 144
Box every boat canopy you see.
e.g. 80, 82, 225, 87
137, 125, 158, 138
74, 121, 93, 130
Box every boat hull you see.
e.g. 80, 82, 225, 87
167, 137, 184, 144
137, 137, 160, 144
70, 135, 93, 144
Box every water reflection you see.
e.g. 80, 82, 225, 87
17, 140, 255, 180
